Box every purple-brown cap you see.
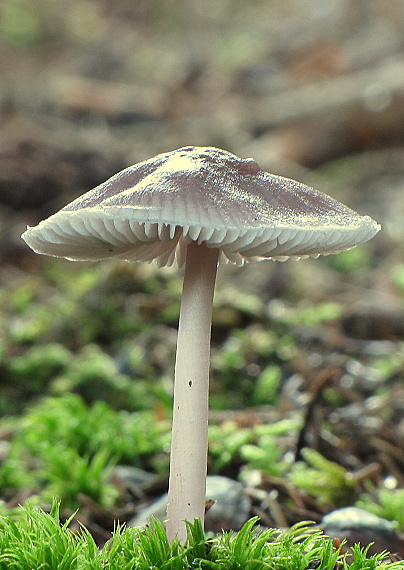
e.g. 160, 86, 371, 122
22, 146, 380, 266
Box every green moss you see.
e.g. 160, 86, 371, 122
325, 247, 371, 274
240, 434, 290, 477
391, 263, 404, 291
0, 0, 43, 46
356, 488, 404, 532
0, 506, 401, 569
272, 301, 342, 327
253, 365, 281, 405
0, 394, 171, 509
288, 449, 356, 507
9, 344, 72, 393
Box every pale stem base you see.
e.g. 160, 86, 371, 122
166, 241, 219, 543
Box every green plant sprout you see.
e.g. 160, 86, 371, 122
391, 263, 404, 291
10, 343, 72, 394
208, 422, 255, 472
240, 434, 291, 477
356, 488, 404, 532
270, 301, 342, 327
21, 394, 170, 467
0, 440, 32, 496
253, 364, 282, 405
288, 448, 356, 506
0, 394, 170, 508
40, 447, 117, 509
208, 417, 300, 473
0, 502, 402, 570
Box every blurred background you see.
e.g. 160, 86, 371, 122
1, 0, 403, 258
0, 0, 403, 545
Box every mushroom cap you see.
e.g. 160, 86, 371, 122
22, 146, 380, 267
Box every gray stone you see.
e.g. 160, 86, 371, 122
322, 507, 402, 556
128, 475, 251, 533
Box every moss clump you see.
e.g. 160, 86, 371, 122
0, 504, 402, 569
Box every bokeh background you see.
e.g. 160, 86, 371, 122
1, 0, 403, 256
0, 0, 403, 547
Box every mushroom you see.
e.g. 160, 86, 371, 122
21, 146, 380, 543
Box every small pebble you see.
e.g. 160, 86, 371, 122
113, 465, 157, 487
205, 475, 252, 532
128, 475, 251, 532
322, 507, 403, 556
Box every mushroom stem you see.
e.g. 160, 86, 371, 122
166, 241, 219, 543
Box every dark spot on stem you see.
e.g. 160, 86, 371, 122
188, 380, 192, 387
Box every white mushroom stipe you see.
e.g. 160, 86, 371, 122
21, 145, 380, 543
167, 241, 219, 541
